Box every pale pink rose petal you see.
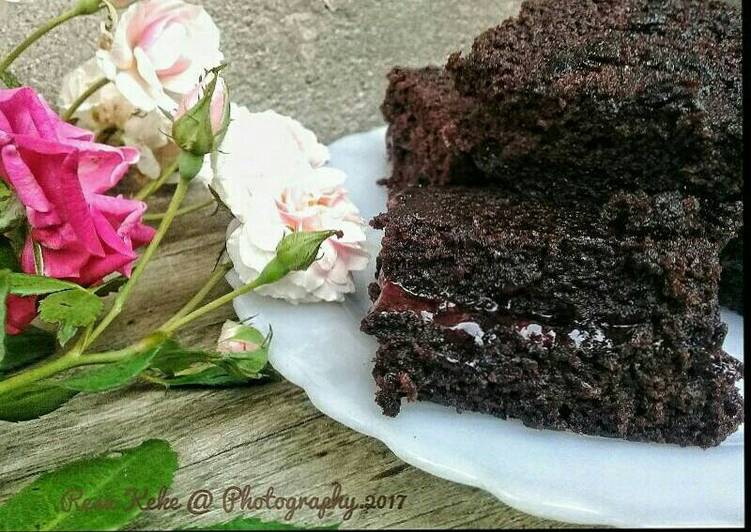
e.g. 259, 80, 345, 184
100, 0, 223, 111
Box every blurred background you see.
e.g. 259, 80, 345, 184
0, 0, 521, 142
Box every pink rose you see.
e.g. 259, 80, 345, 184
0, 87, 155, 333
5, 294, 37, 336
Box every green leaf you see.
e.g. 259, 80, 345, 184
7, 273, 80, 296
1, 327, 57, 374
188, 516, 339, 530
56, 322, 78, 347
0, 238, 18, 272
0, 70, 21, 89
62, 348, 160, 393
154, 366, 252, 387
38, 289, 103, 346
0, 382, 77, 422
0, 439, 178, 531
0, 226, 26, 260
91, 275, 127, 297
0, 270, 9, 364
38, 289, 102, 327
149, 340, 216, 375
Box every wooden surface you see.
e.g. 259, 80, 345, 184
0, 185, 577, 529
0, 1, 585, 528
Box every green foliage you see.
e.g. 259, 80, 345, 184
7, 272, 80, 296
91, 275, 127, 297
0, 181, 24, 234
0, 439, 178, 531
39, 289, 103, 346
62, 348, 161, 393
147, 328, 274, 388
0, 381, 77, 422
0, 269, 9, 363
0, 238, 19, 271
1, 326, 57, 374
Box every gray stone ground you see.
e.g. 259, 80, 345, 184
0, 0, 521, 142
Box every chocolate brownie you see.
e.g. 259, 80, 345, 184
361, 187, 743, 447
381, 67, 480, 191
444, 0, 742, 203
380, 1, 744, 313
720, 232, 743, 313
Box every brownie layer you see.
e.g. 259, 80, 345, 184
720, 232, 743, 313
381, 67, 480, 191
444, 0, 742, 203
361, 187, 744, 447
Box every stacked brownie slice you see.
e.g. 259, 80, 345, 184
363, 0, 744, 447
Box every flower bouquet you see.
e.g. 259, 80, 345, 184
0, 0, 368, 422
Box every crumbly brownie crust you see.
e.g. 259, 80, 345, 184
381, 67, 480, 191
445, 0, 742, 203
361, 187, 744, 447
720, 232, 744, 313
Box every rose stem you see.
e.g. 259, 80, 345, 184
159, 276, 268, 335
135, 160, 180, 201
0, 333, 164, 396
160, 262, 232, 329
144, 197, 215, 222
0, 4, 102, 75
84, 176, 190, 349
62, 77, 110, 122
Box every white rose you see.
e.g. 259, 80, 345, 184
58, 58, 135, 133
226, 180, 369, 304
96, 0, 223, 112
201, 106, 331, 219
121, 109, 173, 179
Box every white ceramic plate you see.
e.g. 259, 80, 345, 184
230, 127, 744, 528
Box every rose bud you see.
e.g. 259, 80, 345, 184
172, 67, 229, 180
217, 320, 263, 353
252, 229, 343, 287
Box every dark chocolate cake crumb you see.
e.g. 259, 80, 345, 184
361, 187, 743, 447
371, 0, 743, 447
445, 0, 742, 203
